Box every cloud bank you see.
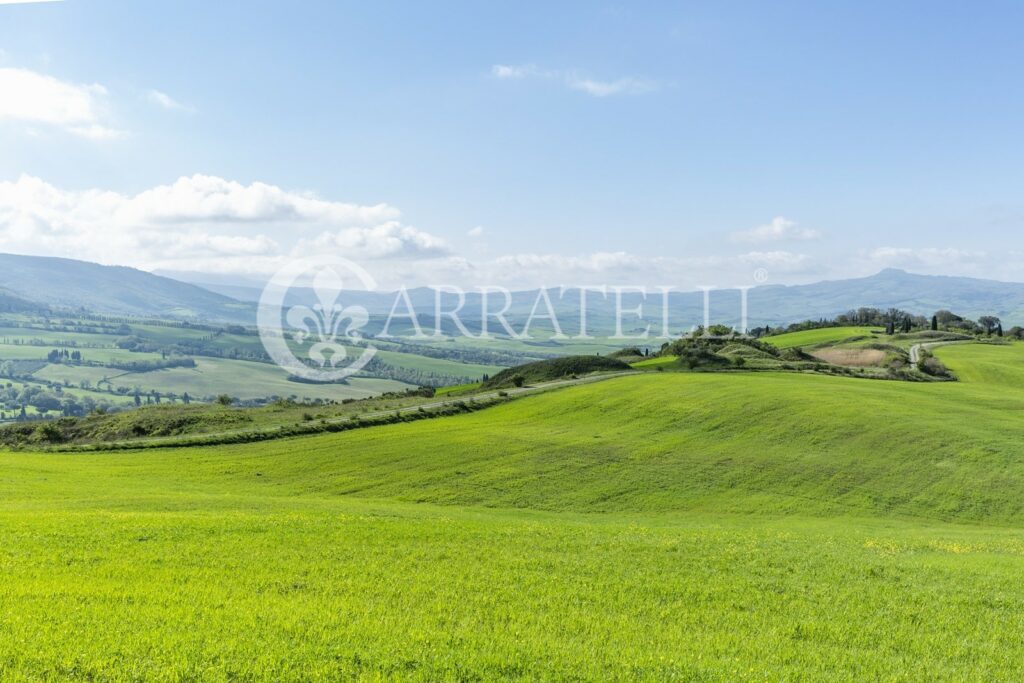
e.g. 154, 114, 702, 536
0, 174, 441, 275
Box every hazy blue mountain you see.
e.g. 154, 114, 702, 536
173, 267, 1024, 330
11, 254, 1024, 328
747, 269, 1024, 326
0, 286, 46, 314
0, 253, 254, 322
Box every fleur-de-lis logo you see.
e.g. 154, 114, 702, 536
286, 268, 370, 368
258, 257, 378, 382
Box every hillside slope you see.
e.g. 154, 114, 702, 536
14, 342, 1022, 523
178, 350, 1022, 522
3, 343, 1024, 679
0, 253, 253, 321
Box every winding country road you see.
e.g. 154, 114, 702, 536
909, 340, 970, 364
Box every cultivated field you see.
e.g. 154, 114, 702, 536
1, 343, 1023, 679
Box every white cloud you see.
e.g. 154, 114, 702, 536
299, 222, 448, 259
0, 174, 434, 272
565, 74, 657, 97
147, 89, 193, 113
0, 174, 825, 288
736, 250, 812, 269
491, 64, 658, 97
491, 64, 536, 79
121, 174, 399, 225
493, 251, 644, 274
732, 216, 820, 244
866, 247, 985, 270
476, 250, 813, 288
467, 226, 484, 238
0, 67, 125, 139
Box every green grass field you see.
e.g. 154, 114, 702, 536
33, 357, 413, 402
2, 342, 1024, 679
763, 326, 884, 348
630, 354, 678, 368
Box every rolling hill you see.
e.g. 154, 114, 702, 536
0, 253, 253, 321
2, 343, 1024, 679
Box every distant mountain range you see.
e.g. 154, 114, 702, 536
748, 268, 1024, 326
179, 266, 1024, 328
4, 253, 1024, 327
0, 253, 254, 322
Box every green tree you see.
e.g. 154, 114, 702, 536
978, 316, 1001, 335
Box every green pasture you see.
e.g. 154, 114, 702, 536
763, 326, 884, 349
2, 343, 1024, 678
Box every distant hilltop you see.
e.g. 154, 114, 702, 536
2, 252, 1023, 326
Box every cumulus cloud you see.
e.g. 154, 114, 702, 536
467, 226, 484, 238
119, 174, 399, 226
0, 174, 822, 288
147, 89, 193, 113
0, 67, 125, 139
491, 64, 658, 97
0, 174, 438, 272
731, 216, 820, 244
299, 222, 449, 259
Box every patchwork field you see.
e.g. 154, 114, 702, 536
0, 317, 506, 410
1, 342, 1023, 679
33, 356, 413, 402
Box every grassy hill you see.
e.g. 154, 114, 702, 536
481, 355, 630, 388
764, 326, 885, 349
2, 342, 1024, 678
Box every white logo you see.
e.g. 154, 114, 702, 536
258, 256, 377, 382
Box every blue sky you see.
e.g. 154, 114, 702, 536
1, 0, 1023, 288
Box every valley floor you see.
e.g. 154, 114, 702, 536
2, 342, 1024, 680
